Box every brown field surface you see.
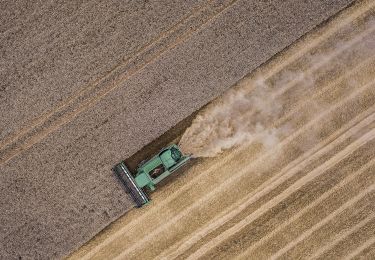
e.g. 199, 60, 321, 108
70, 1, 375, 259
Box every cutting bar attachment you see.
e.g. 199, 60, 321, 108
113, 162, 150, 207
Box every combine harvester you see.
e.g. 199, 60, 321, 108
113, 144, 190, 207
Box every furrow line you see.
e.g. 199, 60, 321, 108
260, 0, 375, 80
116, 82, 375, 259
0, 0, 214, 150
272, 25, 375, 98
156, 78, 375, 259
308, 214, 375, 260
83, 77, 375, 259
237, 158, 375, 259
0, 0, 238, 165
276, 55, 375, 125
343, 237, 375, 260
269, 185, 375, 260
185, 128, 375, 260
228, 53, 375, 164
160, 106, 375, 260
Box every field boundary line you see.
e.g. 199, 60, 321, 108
272, 26, 375, 98
259, 0, 375, 81
276, 55, 375, 126
2, 0, 372, 165
217, 37, 375, 134
155, 77, 375, 259
80, 76, 375, 260
160, 100, 375, 260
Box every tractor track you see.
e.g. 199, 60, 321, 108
90, 38, 375, 254
0, 0, 209, 143
180, 129, 375, 260
343, 237, 375, 260
114, 80, 375, 259
0, 0, 238, 165
240, 159, 375, 259
0, 0, 211, 149
82, 45, 375, 260
69, 1, 375, 259
0, 0, 362, 259
160, 104, 375, 260
307, 214, 375, 260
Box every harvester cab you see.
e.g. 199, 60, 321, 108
113, 144, 190, 207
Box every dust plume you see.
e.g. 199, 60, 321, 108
179, 16, 375, 158
179, 75, 295, 157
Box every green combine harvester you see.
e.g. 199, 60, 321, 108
113, 144, 190, 207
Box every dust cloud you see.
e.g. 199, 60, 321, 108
179, 18, 375, 158
179, 74, 297, 157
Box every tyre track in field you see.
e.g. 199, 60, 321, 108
166, 106, 375, 260
153, 77, 375, 260
192, 14, 375, 258
69, 1, 375, 259
0, 0, 237, 165
0, 0, 211, 148
343, 237, 375, 260
204, 141, 375, 260
74, 29, 374, 260
260, 0, 375, 80
269, 185, 375, 260
186, 128, 375, 260
2, 1, 359, 259
308, 214, 375, 260
238, 159, 375, 259
68, 5, 370, 258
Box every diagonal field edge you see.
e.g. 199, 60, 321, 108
154, 62, 375, 259
80, 60, 375, 260
160, 105, 375, 259
115, 79, 375, 259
